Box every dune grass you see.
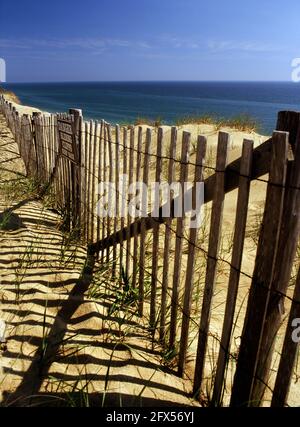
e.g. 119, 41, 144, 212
175, 114, 260, 132
125, 114, 260, 133
134, 117, 164, 128
0, 87, 21, 104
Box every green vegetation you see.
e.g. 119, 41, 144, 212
0, 87, 21, 104
0, 175, 42, 203
176, 113, 260, 132
122, 113, 260, 133
134, 117, 164, 128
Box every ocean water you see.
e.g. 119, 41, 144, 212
2, 81, 300, 134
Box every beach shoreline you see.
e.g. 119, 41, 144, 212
2, 81, 289, 135
0, 89, 42, 116
0, 87, 270, 152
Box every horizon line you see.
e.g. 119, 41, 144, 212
1, 79, 296, 85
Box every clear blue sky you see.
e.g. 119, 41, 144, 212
0, 0, 299, 82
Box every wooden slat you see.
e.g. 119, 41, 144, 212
71, 110, 83, 235
271, 266, 300, 407
119, 127, 128, 275
83, 121, 89, 240
25, 114, 33, 176
230, 131, 289, 407
101, 122, 108, 261
29, 115, 36, 177
19, 112, 25, 168
51, 115, 58, 208
251, 128, 300, 404
106, 124, 114, 262
66, 158, 72, 229
56, 121, 63, 208
47, 115, 52, 179
212, 139, 254, 406
276, 110, 300, 152
193, 131, 230, 396
160, 127, 178, 342
96, 120, 104, 245
112, 124, 120, 277
169, 131, 191, 349
33, 115, 41, 181
46, 116, 51, 181
138, 128, 152, 316
22, 115, 33, 175
91, 122, 99, 242
132, 127, 143, 288
41, 115, 47, 182
40, 115, 46, 180
150, 127, 163, 328
51, 115, 56, 178
125, 127, 135, 276
80, 120, 86, 239
88, 134, 283, 256
62, 157, 69, 227
87, 121, 93, 242
55, 114, 61, 209
178, 135, 207, 377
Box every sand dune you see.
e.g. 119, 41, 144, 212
0, 115, 199, 407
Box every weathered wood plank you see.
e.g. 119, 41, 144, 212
230, 131, 289, 407
212, 139, 254, 406
112, 124, 120, 277
169, 131, 191, 350
251, 127, 300, 404
271, 266, 300, 407
193, 132, 229, 396
87, 120, 93, 242
132, 127, 143, 288
106, 124, 114, 262
90, 121, 98, 241
88, 135, 278, 255
138, 128, 152, 316
83, 121, 89, 240
150, 127, 163, 328
119, 127, 128, 275
96, 120, 104, 245
125, 127, 135, 276
178, 135, 207, 377
101, 122, 108, 261
160, 127, 178, 342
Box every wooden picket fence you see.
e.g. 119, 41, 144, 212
1, 95, 299, 407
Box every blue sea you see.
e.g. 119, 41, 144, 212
2, 81, 300, 134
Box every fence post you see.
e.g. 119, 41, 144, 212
212, 138, 254, 406
193, 132, 229, 396
230, 131, 289, 407
276, 110, 300, 152
249, 114, 300, 405
126, 127, 135, 276
32, 111, 41, 179
69, 108, 82, 236
178, 135, 207, 377
138, 128, 152, 316
271, 266, 300, 406
132, 127, 143, 288
160, 127, 178, 342
150, 127, 163, 329
119, 127, 128, 273
169, 131, 191, 350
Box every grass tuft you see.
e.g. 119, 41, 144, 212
134, 117, 164, 128
176, 114, 260, 132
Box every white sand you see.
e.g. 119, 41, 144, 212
0, 114, 198, 407
1, 97, 298, 407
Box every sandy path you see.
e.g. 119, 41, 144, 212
0, 114, 198, 407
